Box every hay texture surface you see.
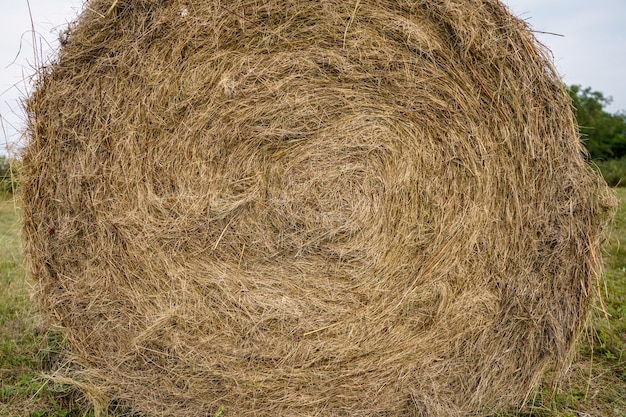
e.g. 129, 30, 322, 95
23, 0, 615, 415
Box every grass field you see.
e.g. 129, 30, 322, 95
1, 189, 625, 417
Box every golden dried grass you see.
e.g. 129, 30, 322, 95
21, 0, 616, 415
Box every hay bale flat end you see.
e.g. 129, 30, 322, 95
22, 0, 616, 415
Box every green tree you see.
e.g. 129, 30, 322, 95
568, 85, 626, 160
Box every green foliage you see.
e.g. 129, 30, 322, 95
568, 85, 626, 160
0, 155, 19, 193
594, 157, 626, 187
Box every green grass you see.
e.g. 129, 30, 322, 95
496, 188, 626, 417
0, 194, 95, 417
1, 190, 625, 417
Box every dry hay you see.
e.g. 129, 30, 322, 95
21, 0, 616, 415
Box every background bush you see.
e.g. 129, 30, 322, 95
594, 157, 626, 187
0, 155, 19, 193
567, 85, 626, 187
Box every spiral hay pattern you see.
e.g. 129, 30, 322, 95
22, 0, 615, 415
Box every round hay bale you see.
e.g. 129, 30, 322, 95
22, 0, 616, 415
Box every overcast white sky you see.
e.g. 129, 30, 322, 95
1, 0, 625, 154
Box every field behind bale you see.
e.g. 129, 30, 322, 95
0, 188, 625, 417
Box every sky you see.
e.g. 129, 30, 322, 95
1, 0, 625, 155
